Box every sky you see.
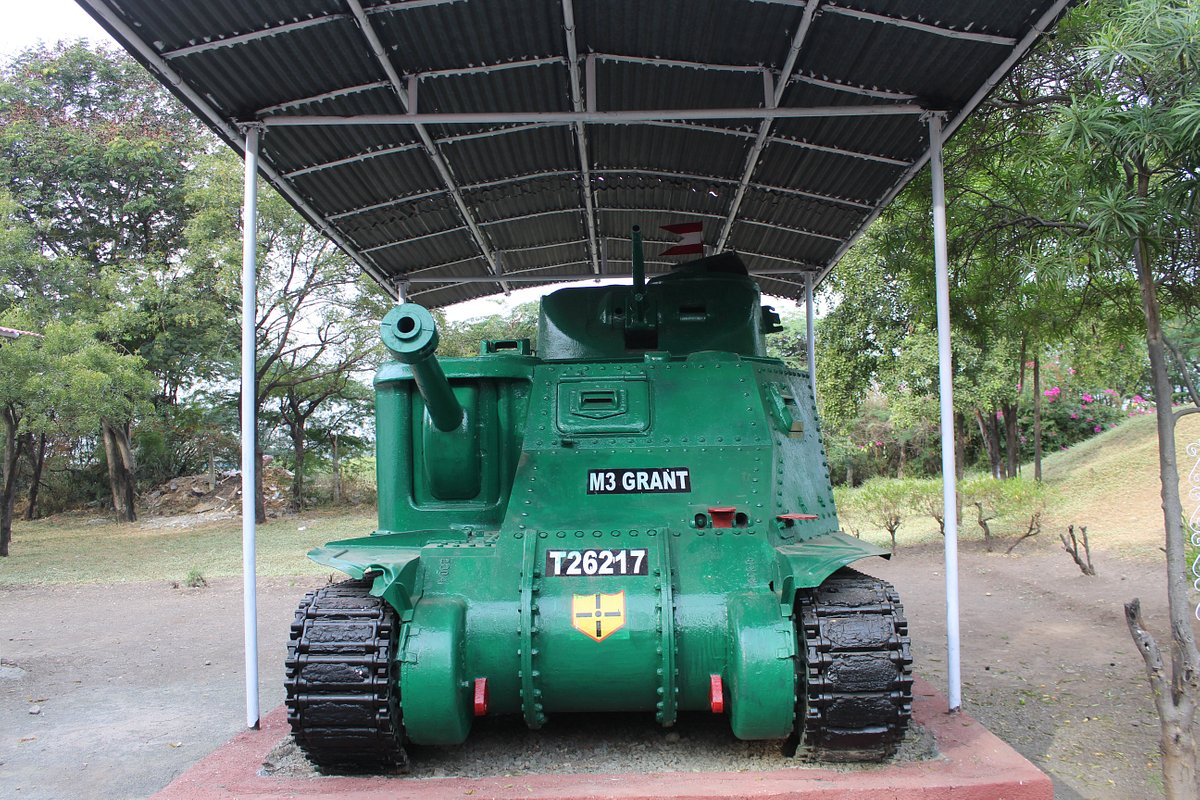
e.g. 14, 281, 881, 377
3, 2, 809, 321
1, 0, 114, 57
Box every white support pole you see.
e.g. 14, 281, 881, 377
805, 272, 817, 403
929, 114, 962, 712
240, 126, 261, 730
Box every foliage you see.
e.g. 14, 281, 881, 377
908, 478, 953, 536
962, 475, 1047, 552
435, 303, 540, 357
854, 477, 915, 553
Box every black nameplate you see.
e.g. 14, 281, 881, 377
586, 468, 691, 494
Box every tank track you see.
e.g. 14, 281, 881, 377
284, 579, 406, 771
789, 568, 913, 762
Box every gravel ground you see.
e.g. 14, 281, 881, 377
263, 716, 935, 779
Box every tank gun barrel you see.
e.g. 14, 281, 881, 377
380, 303, 464, 432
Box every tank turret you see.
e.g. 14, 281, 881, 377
380, 303, 464, 432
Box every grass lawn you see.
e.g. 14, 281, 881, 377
839, 413, 1200, 557
0, 509, 378, 587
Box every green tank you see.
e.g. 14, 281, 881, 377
284, 231, 912, 770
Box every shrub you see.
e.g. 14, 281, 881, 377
961, 476, 1047, 552
857, 478, 915, 553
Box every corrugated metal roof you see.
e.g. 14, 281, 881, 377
76, 0, 1074, 307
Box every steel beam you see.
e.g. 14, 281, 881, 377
768, 134, 911, 166
162, 15, 346, 59
792, 74, 918, 101
637, 120, 912, 167
239, 125, 261, 731
716, 0, 820, 251
562, 0, 600, 274
750, 0, 1018, 45
805, 272, 817, 402
369, 0, 465, 13
257, 80, 391, 117
595, 52, 770, 74
438, 122, 558, 145
823, 4, 1017, 46
283, 141, 424, 179
928, 115, 961, 714
327, 188, 446, 221
597, 168, 873, 210
361, 225, 468, 253
346, 0, 511, 292
400, 264, 816, 283
258, 103, 930, 127
416, 56, 566, 81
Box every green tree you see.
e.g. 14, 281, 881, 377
0, 316, 154, 553
0, 42, 226, 513
185, 151, 385, 521
1054, 2, 1200, 792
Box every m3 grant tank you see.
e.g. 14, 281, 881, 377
284, 231, 912, 770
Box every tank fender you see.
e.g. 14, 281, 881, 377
774, 532, 890, 611
725, 592, 796, 740
399, 596, 472, 745
306, 536, 424, 614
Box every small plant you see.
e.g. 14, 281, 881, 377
185, 568, 208, 588
1060, 524, 1096, 576
1005, 481, 1051, 554
858, 478, 913, 553
962, 476, 1045, 553
909, 478, 962, 536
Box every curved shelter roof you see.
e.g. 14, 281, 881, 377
79, 0, 1072, 308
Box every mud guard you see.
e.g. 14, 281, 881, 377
307, 534, 424, 615
774, 531, 891, 611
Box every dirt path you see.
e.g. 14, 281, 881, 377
0, 542, 1185, 799
864, 540, 1174, 800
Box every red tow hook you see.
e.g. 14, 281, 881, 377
708, 507, 736, 528
474, 677, 489, 716
710, 674, 725, 714
776, 513, 818, 527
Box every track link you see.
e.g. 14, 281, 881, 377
284, 579, 406, 771
791, 568, 913, 762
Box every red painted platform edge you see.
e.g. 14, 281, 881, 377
151, 677, 1051, 800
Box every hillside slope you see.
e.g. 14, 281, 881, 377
1040, 412, 1200, 554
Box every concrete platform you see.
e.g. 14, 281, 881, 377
151, 677, 1051, 800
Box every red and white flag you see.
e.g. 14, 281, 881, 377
660, 222, 704, 256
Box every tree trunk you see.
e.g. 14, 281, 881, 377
973, 502, 994, 553
953, 411, 966, 481
1130, 230, 1200, 798
291, 421, 306, 512
975, 408, 1002, 479
1033, 355, 1043, 482
1, 405, 21, 558
896, 440, 907, 478
101, 423, 122, 516
102, 421, 137, 522
331, 433, 341, 505
24, 432, 46, 521
255, 445, 266, 524
1002, 402, 1019, 479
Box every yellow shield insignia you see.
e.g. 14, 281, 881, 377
571, 591, 626, 642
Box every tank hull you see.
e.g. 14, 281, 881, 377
287, 253, 912, 767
